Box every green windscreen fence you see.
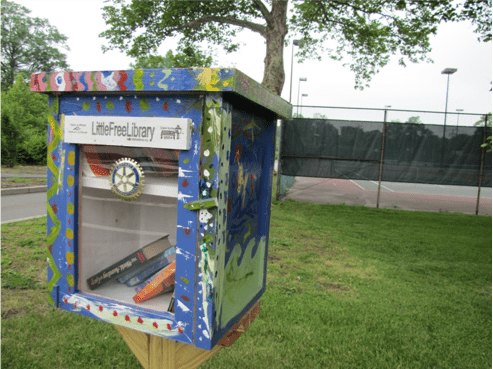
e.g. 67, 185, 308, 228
281, 119, 491, 187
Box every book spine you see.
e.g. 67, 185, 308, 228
133, 262, 176, 303
126, 249, 176, 287
87, 249, 147, 290
118, 246, 176, 284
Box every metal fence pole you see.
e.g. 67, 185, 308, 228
275, 119, 284, 201
376, 111, 388, 208
475, 115, 488, 215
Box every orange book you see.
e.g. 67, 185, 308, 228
133, 261, 176, 303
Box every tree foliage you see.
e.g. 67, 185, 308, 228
1, 0, 70, 90
130, 42, 214, 69
100, 0, 491, 96
1, 75, 48, 167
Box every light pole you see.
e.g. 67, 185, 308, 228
300, 94, 308, 116
441, 68, 457, 164
377, 105, 391, 208
297, 77, 307, 116
456, 108, 464, 135
289, 39, 304, 103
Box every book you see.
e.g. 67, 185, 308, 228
86, 235, 172, 290
117, 246, 176, 284
133, 261, 176, 303
168, 291, 175, 313
133, 266, 168, 293
125, 247, 176, 287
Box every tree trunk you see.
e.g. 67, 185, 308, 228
261, 1, 288, 96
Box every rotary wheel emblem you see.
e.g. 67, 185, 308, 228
110, 158, 145, 201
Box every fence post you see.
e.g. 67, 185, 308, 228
475, 114, 489, 215
275, 119, 284, 201
376, 111, 388, 208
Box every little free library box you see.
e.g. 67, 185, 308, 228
31, 68, 291, 351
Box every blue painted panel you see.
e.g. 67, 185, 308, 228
210, 103, 277, 347
49, 93, 203, 344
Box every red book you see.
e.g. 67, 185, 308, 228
133, 261, 176, 303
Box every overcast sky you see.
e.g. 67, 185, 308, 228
15, 0, 492, 125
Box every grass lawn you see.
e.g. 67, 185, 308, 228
1, 201, 491, 368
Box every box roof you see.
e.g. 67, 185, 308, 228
30, 68, 291, 119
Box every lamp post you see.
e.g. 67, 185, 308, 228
441, 68, 457, 164
456, 108, 464, 135
297, 77, 307, 116
442, 68, 457, 129
289, 39, 304, 103
377, 105, 391, 208
300, 94, 308, 116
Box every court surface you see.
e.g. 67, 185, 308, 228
285, 177, 492, 216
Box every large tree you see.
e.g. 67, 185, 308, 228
1, 0, 70, 90
130, 42, 214, 69
100, 0, 491, 96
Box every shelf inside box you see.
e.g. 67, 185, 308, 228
87, 279, 174, 313
82, 175, 178, 198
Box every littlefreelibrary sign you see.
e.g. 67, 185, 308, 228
64, 115, 192, 150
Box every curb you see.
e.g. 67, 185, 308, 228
1, 186, 46, 196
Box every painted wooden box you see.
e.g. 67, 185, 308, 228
31, 68, 291, 350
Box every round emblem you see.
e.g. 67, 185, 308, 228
109, 158, 145, 201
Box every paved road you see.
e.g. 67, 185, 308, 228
1, 192, 46, 224
285, 178, 492, 216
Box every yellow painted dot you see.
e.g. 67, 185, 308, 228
67, 203, 74, 215
66, 228, 73, 240
68, 151, 75, 166
66, 273, 74, 287
66, 251, 74, 264
67, 175, 74, 187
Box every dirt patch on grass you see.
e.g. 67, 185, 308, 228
320, 283, 350, 291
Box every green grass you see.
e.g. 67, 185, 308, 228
1, 165, 47, 175
2, 203, 491, 368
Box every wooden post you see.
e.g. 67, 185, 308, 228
116, 300, 261, 369
115, 326, 222, 369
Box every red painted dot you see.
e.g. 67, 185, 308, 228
178, 327, 184, 333
99, 305, 103, 312
73, 303, 77, 309
137, 317, 144, 324
63, 298, 68, 304
96, 101, 101, 112
52, 203, 58, 214
113, 310, 118, 317
163, 102, 169, 111
86, 305, 90, 311
125, 315, 131, 322
167, 323, 172, 330
69, 192, 72, 197
68, 287, 71, 292
182, 179, 189, 187
153, 322, 158, 329
68, 219, 71, 225
68, 241, 71, 247
52, 154, 57, 162
68, 265, 72, 270
180, 295, 190, 302
125, 100, 132, 113
184, 228, 191, 236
